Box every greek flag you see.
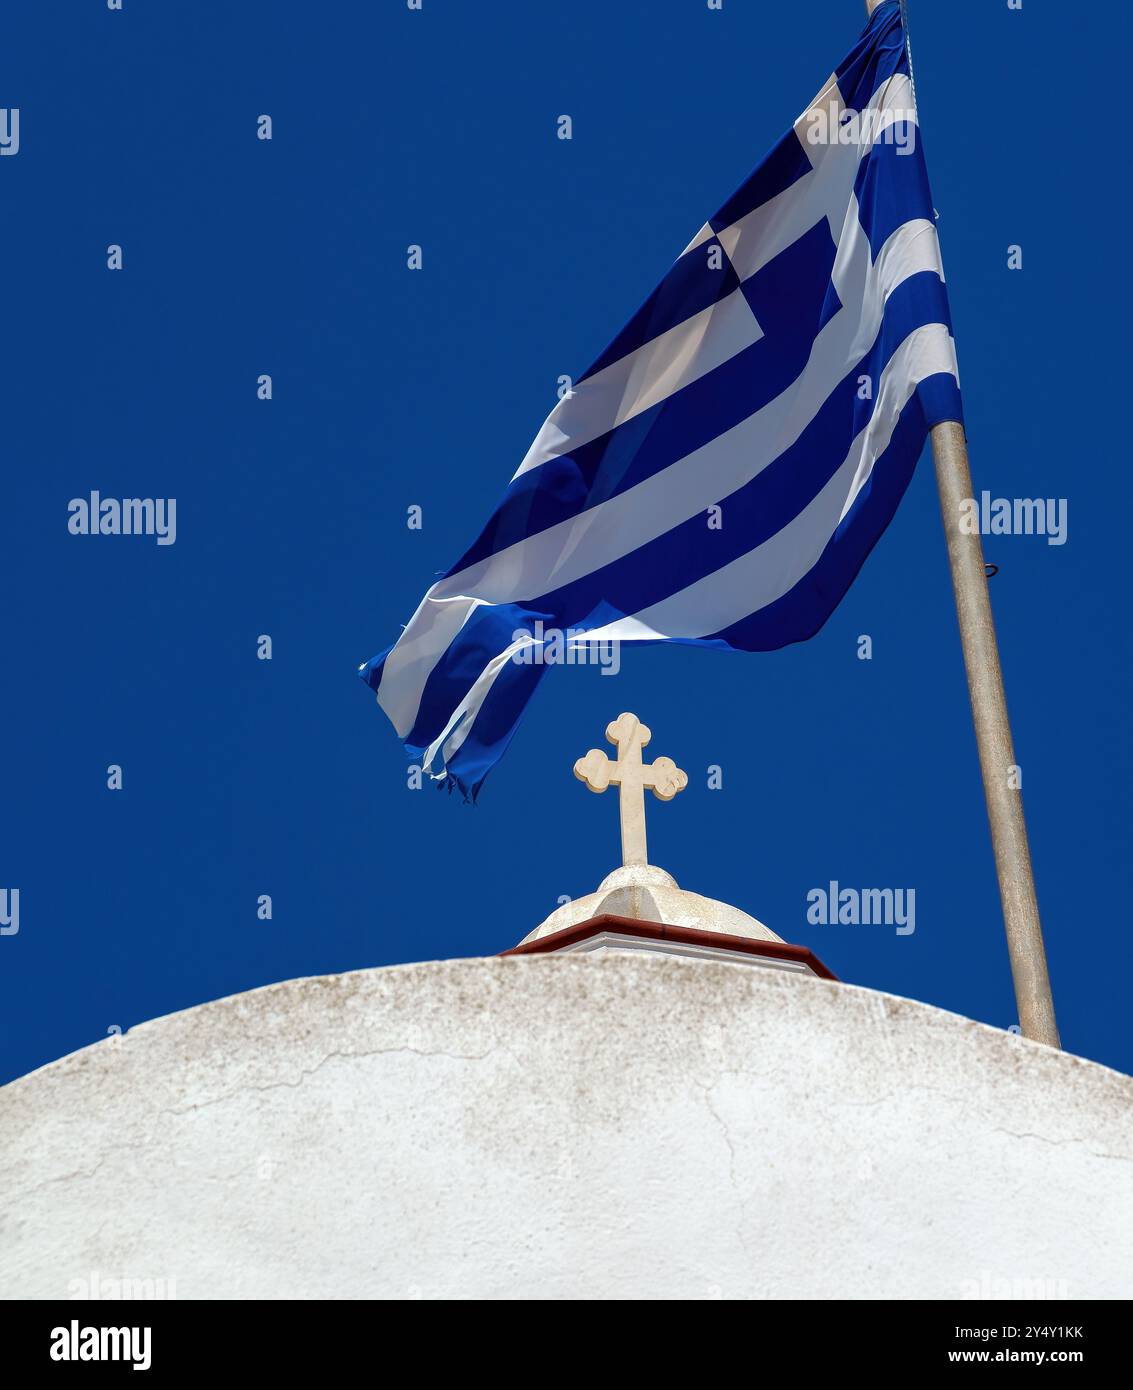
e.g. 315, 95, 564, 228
361, 1, 961, 799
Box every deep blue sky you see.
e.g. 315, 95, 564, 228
3, 1, 1128, 1083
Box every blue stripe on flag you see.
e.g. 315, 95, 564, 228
835, 2, 908, 114
855, 126, 935, 258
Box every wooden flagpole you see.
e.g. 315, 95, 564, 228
864, 0, 1060, 1047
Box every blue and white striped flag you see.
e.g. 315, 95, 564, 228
361, 1, 961, 799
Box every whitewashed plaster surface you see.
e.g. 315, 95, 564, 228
1, 956, 1130, 1300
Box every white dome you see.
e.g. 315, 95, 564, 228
4, 954, 1130, 1300
519, 863, 784, 945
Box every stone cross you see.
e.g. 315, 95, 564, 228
573, 712, 688, 867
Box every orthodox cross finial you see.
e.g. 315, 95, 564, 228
573, 713, 688, 867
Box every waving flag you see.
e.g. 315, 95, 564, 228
361, 1, 961, 799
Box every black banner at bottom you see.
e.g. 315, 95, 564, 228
0, 1298, 1124, 1375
